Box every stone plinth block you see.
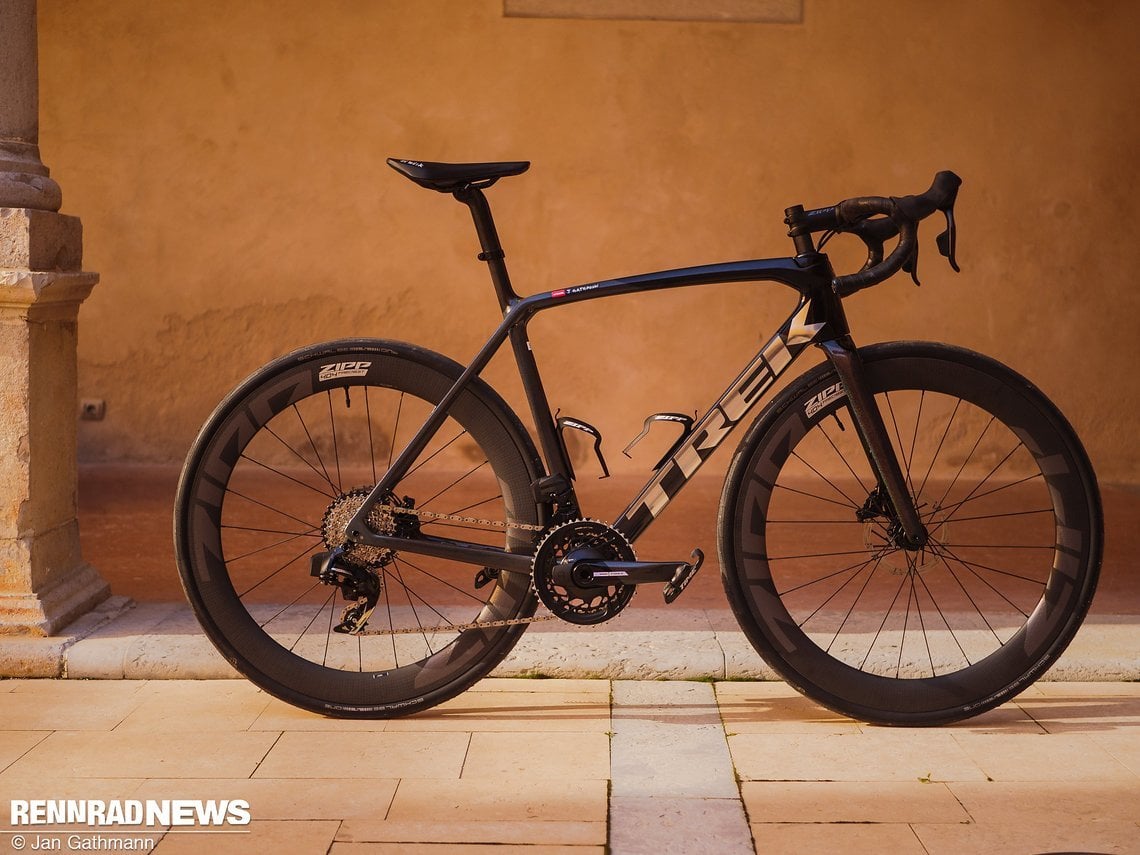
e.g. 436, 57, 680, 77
1, 249, 106, 636
1, 208, 82, 270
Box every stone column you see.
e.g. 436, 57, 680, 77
1, 0, 109, 635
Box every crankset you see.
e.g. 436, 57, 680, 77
532, 519, 637, 625
532, 519, 706, 624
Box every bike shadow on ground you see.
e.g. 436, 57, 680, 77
713, 688, 1140, 733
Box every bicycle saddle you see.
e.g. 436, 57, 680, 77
387, 158, 530, 192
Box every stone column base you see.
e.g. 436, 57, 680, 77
0, 562, 109, 637
1, 212, 109, 637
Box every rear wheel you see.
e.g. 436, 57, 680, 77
175, 339, 543, 716
719, 342, 1102, 725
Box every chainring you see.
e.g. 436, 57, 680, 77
532, 519, 636, 625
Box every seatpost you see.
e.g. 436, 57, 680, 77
453, 185, 519, 311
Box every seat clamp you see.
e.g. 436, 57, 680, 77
478, 249, 506, 262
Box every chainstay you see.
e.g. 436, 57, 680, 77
354, 612, 558, 635
353, 504, 549, 634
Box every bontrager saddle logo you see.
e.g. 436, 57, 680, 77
805, 382, 845, 417
318, 361, 372, 382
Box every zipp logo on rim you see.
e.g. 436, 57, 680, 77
805, 382, 845, 417
318, 361, 372, 382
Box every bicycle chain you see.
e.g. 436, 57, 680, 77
353, 503, 555, 635
394, 505, 546, 532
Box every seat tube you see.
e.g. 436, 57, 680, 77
453, 185, 573, 483
820, 338, 927, 546
510, 323, 574, 481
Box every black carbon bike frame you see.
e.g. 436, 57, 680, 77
345, 185, 924, 574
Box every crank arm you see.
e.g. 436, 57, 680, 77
565, 549, 704, 593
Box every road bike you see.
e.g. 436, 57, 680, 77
174, 159, 1102, 724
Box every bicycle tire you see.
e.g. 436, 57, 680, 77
175, 338, 544, 717
719, 341, 1102, 725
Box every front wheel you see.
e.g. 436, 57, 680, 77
175, 339, 544, 717
719, 342, 1102, 725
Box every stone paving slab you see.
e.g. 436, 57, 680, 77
0, 679, 1137, 854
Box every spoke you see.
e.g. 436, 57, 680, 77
912, 569, 972, 667
931, 542, 1042, 611
766, 518, 863, 525
820, 555, 888, 656
286, 588, 337, 654
908, 391, 925, 501
258, 579, 324, 629
859, 566, 910, 670
768, 547, 877, 562
934, 543, 1053, 550
789, 556, 878, 628
406, 428, 466, 479
420, 459, 491, 507
912, 572, 936, 677
779, 553, 881, 596
444, 494, 503, 518
326, 390, 342, 492
816, 414, 872, 496
939, 440, 1028, 525
917, 397, 962, 501
420, 496, 506, 531
239, 452, 337, 500
365, 386, 377, 484
948, 507, 1053, 524
291, 403, 335, 493
396, 555, 489, 605
222, 523, 321, 538
224, 488, 315, 530
260, 423, 337, 495
897, 574, 917, 678
387, 392, 405, 470
935, 414, 996, 511
236, 540, 317, 598
926, 547, 1049, 586
930, 549, 1005, 646
225, 527, 322, 563
389, 560, 436, 656
774, 482, 861, 512
933, 472, 1044, 515
790, 450, 864, 508
323, 587, 337, 667
883, 391, 916, 498
382, 575, 398, 666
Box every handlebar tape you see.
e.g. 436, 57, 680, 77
831, 171, 961, 296
893, 170, 962, 222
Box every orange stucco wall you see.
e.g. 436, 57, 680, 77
37, 0, 1140, 482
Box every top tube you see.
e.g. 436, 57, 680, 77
509, 256, 824, 321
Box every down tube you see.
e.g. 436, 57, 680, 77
614, 298, 820, 543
